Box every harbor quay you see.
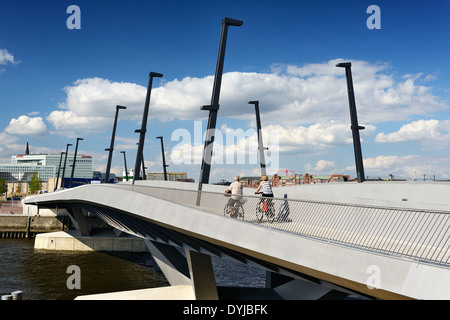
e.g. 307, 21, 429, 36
0, 201, 146, 252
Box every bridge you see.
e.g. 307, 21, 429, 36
24, 180, 450, 300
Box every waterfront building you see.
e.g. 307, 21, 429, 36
146, 172, 194, 182
240, 173, 351, 188
0, 153, 93, 183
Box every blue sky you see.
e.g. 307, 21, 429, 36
0, 0, 449, 182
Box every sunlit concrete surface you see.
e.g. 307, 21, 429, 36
25, 180, 450, 300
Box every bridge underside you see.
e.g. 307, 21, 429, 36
49, 202, 368, 300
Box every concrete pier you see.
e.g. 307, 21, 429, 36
0, 215, 69, 238
34, 230, 147, 252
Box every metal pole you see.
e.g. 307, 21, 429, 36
156, 136, 168, 181
141, 153, 146, 179
120, 151, 128, 181
54, 151, 65, 191
197, 17, 243, 195
61, 144, 72, 189
105, 105, 126, 183
336, 62, 365, 183
133, 72, 163, 184
249, 101, 267, 176
69, 137, 83, 188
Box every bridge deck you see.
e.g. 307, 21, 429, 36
24, 181, 450, 299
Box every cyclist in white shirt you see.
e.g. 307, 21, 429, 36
226, 176, 243, 199
225, 176, 243, 217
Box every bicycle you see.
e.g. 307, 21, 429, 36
223, 192, 245, 220
255, 192, 276, 223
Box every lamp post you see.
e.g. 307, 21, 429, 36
105, 105, 127, 183
69, 137, 83, 188
134, 143, 147, 180
120, 151, 128, 181
133, 72, 163, 184
156, 136, 168, 181
336, 62, 365, 183
197, 17, 243, 196
54, 151, 65, 191
248, 100, 267, 176
61, 143, 72, 189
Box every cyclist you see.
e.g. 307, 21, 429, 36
255, 175, 274, 217
225, 176, 243, 217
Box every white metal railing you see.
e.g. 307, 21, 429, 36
115, 184, 450, 267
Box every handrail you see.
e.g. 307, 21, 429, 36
111, 184, 450, 268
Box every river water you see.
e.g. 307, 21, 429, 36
0, 238, 265, 300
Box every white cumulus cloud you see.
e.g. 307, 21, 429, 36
5, 115, 47, 136
57, 59, 446, 127
375, 119, 450, 148
266, 122, 376, 155
46, 59, 448, 154
351, 154, 450, 180
304, 159, 338, 174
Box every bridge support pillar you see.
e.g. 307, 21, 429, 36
143, 240, 219, 300
186, 250, 218, 300
67, 208, 91, 237
144, 240, 191, 287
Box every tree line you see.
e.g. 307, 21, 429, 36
0, 172, 43, 196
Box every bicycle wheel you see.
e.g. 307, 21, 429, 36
236, 204, 245, 220
255, 202, 264, 222
223, 205, 230, 216
267, 201, 276, 223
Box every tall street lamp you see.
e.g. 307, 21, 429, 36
105, 105, 127, 183
54, 151, 65, 191
133, 72, 163, 184
197, 17, 243, 201
69, 137, 83, 188
336, 62, 365, 183
120, 151, 129, 181
249, 100, 268, 176
156, 136, 168, 181
61, 143, 72, 189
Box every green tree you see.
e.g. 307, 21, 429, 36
29, 172, 43, 194
16, 182, 22, 195
0, 177, 6, 195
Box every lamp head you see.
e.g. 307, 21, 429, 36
223, 17, 243, 26
336, 62, 352, 68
